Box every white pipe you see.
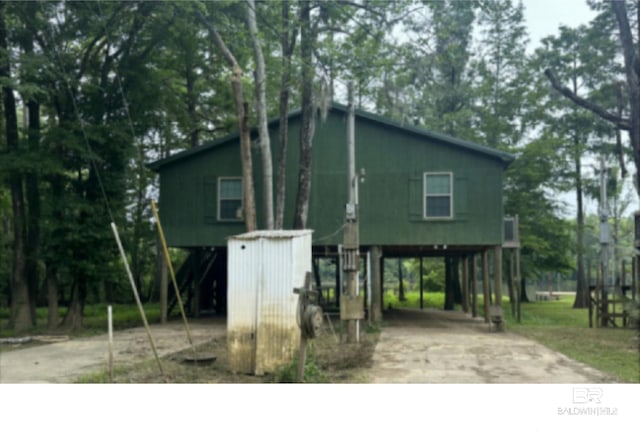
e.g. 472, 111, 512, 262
108, 305, 114, 381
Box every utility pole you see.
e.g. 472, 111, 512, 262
598, 156, 611, 327
341, 81, 363, 343
599, 156, 610, 294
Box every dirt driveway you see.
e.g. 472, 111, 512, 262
0, 309, 617, 383
367, 308, 616, 383
0, 317, 225, 383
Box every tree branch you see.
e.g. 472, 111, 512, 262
196, 9, 240, 72
544, 68, 630, 130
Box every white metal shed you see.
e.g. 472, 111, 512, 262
227, 230, 312, 375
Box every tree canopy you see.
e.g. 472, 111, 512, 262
1, 0, 636, 330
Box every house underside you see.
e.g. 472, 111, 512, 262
169, 241, 520, 326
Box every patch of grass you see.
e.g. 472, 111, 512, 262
273, 343, 327, 383
76, 365, 131, 383
383, 291, 445, 309
0, 303, 162, 339
495, 296, 640, 383
81, 303, 162, 335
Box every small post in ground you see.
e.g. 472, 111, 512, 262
108, 305, 114, 382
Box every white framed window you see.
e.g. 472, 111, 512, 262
218, 177, 244, 221
424, 172, 452, 219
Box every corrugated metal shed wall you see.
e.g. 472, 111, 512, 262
227, 230, 312, 375
227, 235, 260, 374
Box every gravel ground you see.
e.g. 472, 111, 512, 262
0, 309, 618, 384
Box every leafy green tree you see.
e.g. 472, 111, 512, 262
545, 1, 640, 200
472, 0, 529, 151
1, 0, 32, 332
537, 17, 620, 307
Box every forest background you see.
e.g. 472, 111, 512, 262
1, 0, 638, 333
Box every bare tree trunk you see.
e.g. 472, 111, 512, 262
46, 266, 59, 330
1, 1, 32, 332
238, 100, 257, 232
186, 64, 199, 148
62, 279, 85, 332
22, 17, 41, 325
199, 11, 257, 231
574, 150, 589, 308
25, 101, 41, 325
275, 1, 297, 229
293, 1, 315, 229
612, 0, 640, 197
247, 0, 274, 230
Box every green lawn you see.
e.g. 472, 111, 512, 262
501, 296, 639, 383
0, 303, 162, 338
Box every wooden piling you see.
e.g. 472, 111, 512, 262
471, 254, 478, 318
371, 246, 383, 323
461, 256, 469, 313
482, 249, 490, 323
494, 246, 503, 307
508, 250, 516, 317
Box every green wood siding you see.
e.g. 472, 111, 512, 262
153, 107, 511, 248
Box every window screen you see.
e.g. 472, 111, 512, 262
424, 173, 452, 218
218, 178, 243, 221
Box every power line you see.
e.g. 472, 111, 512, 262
44, 13, 116, 226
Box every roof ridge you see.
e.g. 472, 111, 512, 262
148, 103, 514, 171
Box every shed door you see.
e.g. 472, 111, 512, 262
227, 239, 259, 374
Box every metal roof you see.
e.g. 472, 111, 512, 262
147, 103, 515, 172
228, 229, 314, 240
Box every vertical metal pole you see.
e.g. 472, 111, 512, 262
343, 81, 360, 344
